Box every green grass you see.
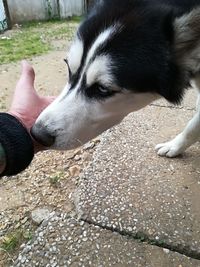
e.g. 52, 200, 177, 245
0, 33, 50, 64
22, 16, 82, 29
0, 17, 81, 65
0, 229, 32, 252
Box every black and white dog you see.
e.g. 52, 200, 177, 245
32, 0, 200, 158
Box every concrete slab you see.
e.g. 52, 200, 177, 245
13, 214, 200, 267
77, 105, 200, 259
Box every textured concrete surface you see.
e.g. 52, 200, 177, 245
13, 214, 200, 267
77, 99, 200, 260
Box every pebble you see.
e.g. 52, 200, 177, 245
163, 248, 170, 254
21, 217, 28, 224
83, 142, 95, 150
69, 165, 81, 177
31, 207, 52, 225
15, 222, 21, 229
74, 155, 81, 161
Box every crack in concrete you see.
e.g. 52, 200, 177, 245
82, 218, 200, 261
150, 103, 195, 111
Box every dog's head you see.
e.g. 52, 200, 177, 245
31, 0, 200, 150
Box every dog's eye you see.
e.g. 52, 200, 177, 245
98, 85, 110, 96
86, 83, 115, 99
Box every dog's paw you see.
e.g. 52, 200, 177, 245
155, 140, 183, 158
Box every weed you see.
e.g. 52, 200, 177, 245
0, 229, 33, 253
49, 172, 63, 186
135, 231, 148, 242
1, 231, 22, 252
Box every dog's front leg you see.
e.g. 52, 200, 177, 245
155, 77, 200, 158
155, 111, 200, 158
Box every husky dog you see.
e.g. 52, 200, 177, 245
32, 0, 200, 158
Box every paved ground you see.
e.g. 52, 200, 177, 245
13, 214, 200, 267
11, 87, 200, 266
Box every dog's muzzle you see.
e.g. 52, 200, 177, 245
31, 124, 55, 147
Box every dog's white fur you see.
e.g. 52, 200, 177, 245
67, 38, 84, 74
86, 56, 114, 87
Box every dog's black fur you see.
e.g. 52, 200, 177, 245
77, 0, 200, 104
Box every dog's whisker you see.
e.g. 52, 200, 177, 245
75, 139, 84, 146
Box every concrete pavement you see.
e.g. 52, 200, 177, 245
78, 93, 200, 260
13, 215, 200, 267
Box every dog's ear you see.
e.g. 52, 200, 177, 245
174, 8, 200, 70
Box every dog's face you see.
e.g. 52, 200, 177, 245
33, 36, 157, 149
32, 23, 158, 150
32, 1, 200, 150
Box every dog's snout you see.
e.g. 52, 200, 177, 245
31, 124, 55, 147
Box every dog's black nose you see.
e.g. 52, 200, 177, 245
31, 124, 55, 147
